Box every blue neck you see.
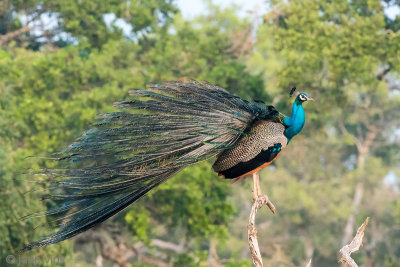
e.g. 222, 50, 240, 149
283, 100, 305, 142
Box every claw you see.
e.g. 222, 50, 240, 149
252, 172, 276, 214
255, 194, 276, 214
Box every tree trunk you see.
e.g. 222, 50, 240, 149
341, 182, 364, 246
341, 125, 377, 247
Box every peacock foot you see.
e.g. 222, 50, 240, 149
254, 194, 276, 214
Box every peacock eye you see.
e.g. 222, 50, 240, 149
299, 94, 306, 101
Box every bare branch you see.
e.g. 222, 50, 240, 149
0, 24, 32, 45
339, 217, 370, 267
248, 172, 276, 267
248, 199, 264, 267
151, 239, 185, 254
0, 11, 46, 46
338, 119, 362, 149
388, 85, 400, 91
377, 66, 391, 81
341, 183, 364, 246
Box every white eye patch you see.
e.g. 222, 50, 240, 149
299, 94, 307, 101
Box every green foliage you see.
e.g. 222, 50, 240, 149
1, 0, 176, 49
1, 0, 400, 266
150, 161, 236, 239
249, 0, 400, 265
125, 206, 151, 244
173, 250, 208, 267
0, 1, 257, 265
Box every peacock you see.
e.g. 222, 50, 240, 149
21, 80, 313, 251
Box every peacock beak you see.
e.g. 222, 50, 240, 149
306, 96, 314, 101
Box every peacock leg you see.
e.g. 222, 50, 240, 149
252, 172, 276, 214
252, 172, 259, 201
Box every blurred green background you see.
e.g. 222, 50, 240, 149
1, 0, 400, 266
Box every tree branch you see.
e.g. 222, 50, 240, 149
0, 25, 32, 45
151, 239, 185, 254
248, 172, 276, 267
338, 119, 362, 150
341, 183, 364, 246
339, 217, 370, 267
377, 66, 391, 81
0, 11, 45, 46
248, 199, 264, 267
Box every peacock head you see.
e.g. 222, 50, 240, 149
290, 87, 313, 104
295, 92, 314, 104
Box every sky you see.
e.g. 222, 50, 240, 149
176, 0, 268, 19
177, 0, 400, 20
29, 0, 400, 41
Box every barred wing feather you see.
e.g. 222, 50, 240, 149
21, 81, 278, 251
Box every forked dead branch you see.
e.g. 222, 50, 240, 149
339, 217, 370, 267
247, 171, 370, 267
248, 172, 276, 267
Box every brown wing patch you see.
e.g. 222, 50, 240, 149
212, 121, 287, 173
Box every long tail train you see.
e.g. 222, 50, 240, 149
21, 81, 278, 251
